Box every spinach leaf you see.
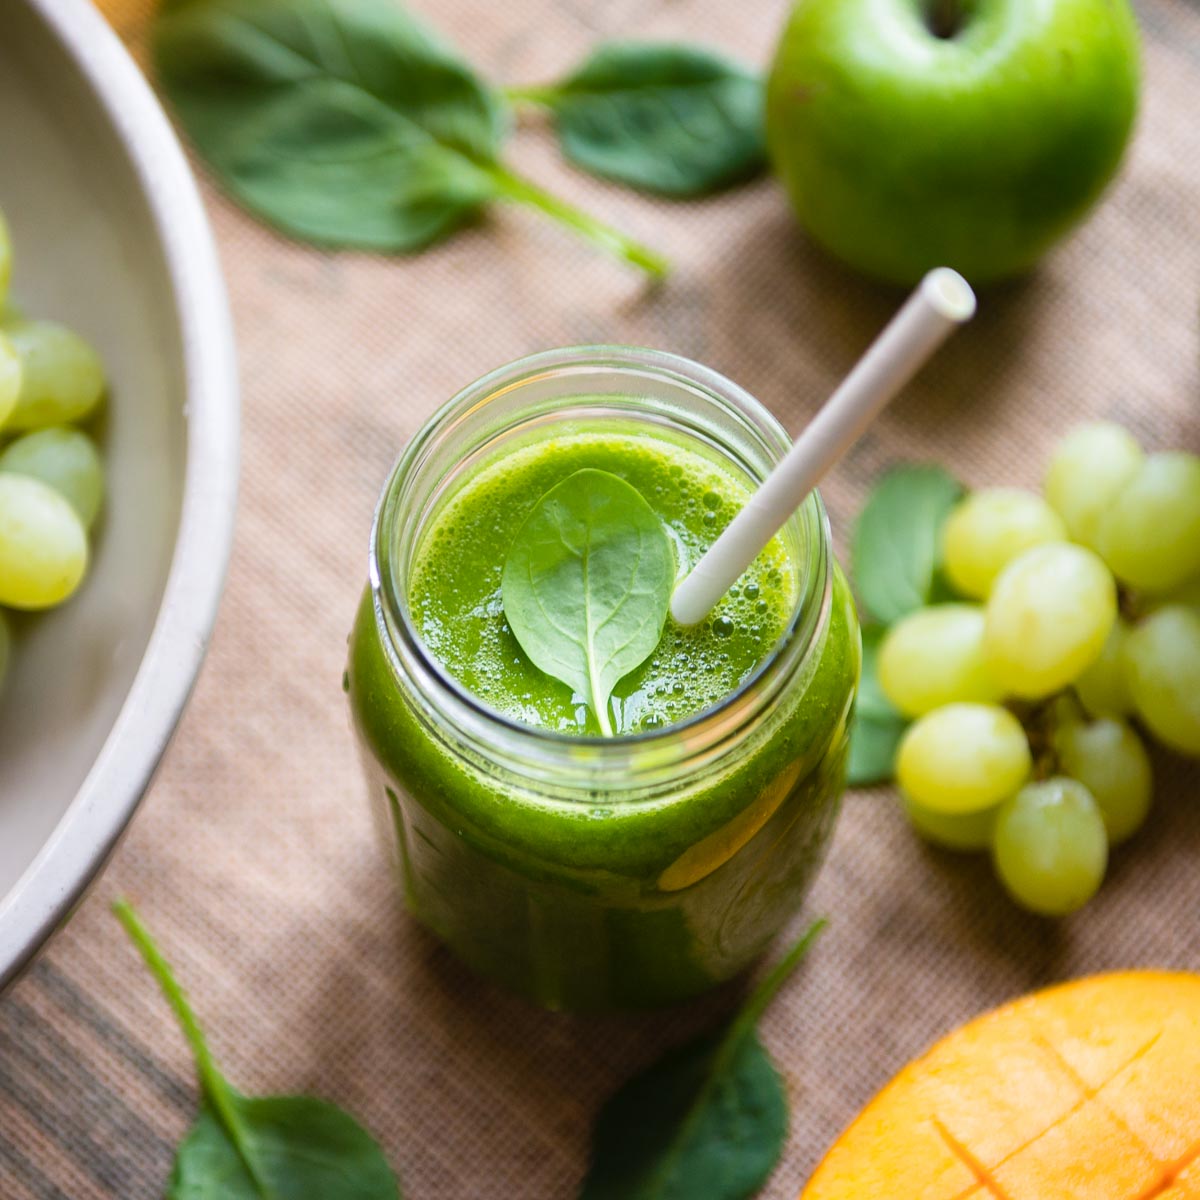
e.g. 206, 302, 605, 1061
511, 43, 767, 197
851, 465, 962, 626
847, 625, 908, 786
114, 900, 401, 1200
502, 469, 674, 736
153, 0, 666, 275
579, 921, 825, 1200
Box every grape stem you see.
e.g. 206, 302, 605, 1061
1013, 693, 1080, 781
925, 0, 963, 37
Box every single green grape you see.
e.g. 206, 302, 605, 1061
0, 427, 104, 528
1043, 422, 1143, 547
2, 319, 105, 432
992, 778, 1107, 916
1123, 606, 1200, 756
902, 792, 999, 852
984, 543, 1116, 699
895, 702, 1031, 815
1095, 452, 1200, 592
940, 487, 1066, 599
1073, 617, 1133, 718
1054, 715, 1152, 845
0, 473, 88, 609
0, 330, 19, 431
878, 604, 1003, 717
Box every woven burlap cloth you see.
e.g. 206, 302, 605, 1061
4, 0, 1199, 1195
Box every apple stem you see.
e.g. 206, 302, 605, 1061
927, 0, 962, 37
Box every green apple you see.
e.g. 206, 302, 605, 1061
766, 0, 1140, 284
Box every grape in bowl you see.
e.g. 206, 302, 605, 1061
0, 0, 237, 988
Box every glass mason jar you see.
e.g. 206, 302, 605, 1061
347, 347, 860, 1011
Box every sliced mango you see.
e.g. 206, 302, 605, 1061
802, 972, 1200, 1200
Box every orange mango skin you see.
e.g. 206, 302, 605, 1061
802, 972, 1200, 1200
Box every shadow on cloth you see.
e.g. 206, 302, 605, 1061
287, 878, 807, 1192
622, 205, 1049, 450
892, 745, 1200, 988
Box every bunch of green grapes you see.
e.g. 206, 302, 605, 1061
878, 422, 1200, 917
0, 209, 107, 697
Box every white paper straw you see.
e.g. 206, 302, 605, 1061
670, 267, 976, 626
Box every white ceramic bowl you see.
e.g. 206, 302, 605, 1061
0, 0, 238, 986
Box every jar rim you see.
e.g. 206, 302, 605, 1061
370, 345, 833, 780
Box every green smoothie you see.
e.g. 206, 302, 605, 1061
412, 427, 796, 735
349, 413, 859, 1010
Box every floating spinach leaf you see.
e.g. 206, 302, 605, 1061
851, 465, 962, 626
502, 469, 673, 736
579, 920, 825, 1200
153, 0, 666, 275
114, 900, 401, 1200
847, 625, 908, 786
510, 43, 767, 197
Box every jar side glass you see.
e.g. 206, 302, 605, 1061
348, 348, 861, 1010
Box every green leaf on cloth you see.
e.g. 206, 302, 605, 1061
153, 0, 666, 274
851, 465, 962, 626
579, 920, 825, 1200
513, 43, 767, 197
847, 625, 908, 786
114, 900, 402, 1200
